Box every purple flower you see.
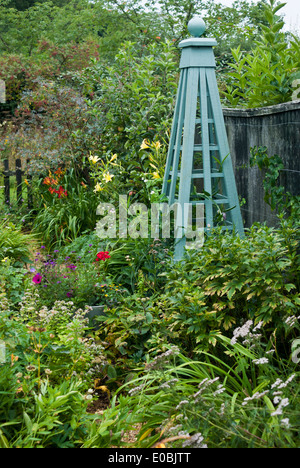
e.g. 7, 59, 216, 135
67, 264, 77, 270
66, 291, 73, 298
30, 267, 36, 273
32, 273, 42, 285
41, 246, 46, 249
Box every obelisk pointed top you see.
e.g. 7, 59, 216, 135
188, 16, 206, 38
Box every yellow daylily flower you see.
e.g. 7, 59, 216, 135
94, 183, 103, 193
103, 172, 114, 183
154, 141, 161, 149
140, 139, 150, 150
89, 155, 100, 164
110, 153, 118, 162
152, 172, 161, 179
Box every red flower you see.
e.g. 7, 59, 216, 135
48, 185, 67, 198
96, 251, 111, 261
56, 186, 68, 198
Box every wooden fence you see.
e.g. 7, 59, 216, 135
223, 100, 300, 228
0, 159, 33, 209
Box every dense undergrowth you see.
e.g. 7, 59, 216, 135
0, 205, 299, 448
0, 0, 299, 449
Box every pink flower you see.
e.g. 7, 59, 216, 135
32, 273, 42, 284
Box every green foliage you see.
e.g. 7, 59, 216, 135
3, 81, 99, 175
250, 146, 300, 220
0, 284, 139, 448
222, 0, 300, 107
28, 168, 99, 247
0, 0, 299, 450
97, 218, 299, 364
0, 258, 27, 306
98, 278, 164, 364
0, 1, 99, 55
114, 338, 299, 448
160, 222, 299, 352
26, 246, 127, 309
83, 39, 178, 157
105, 237, 172, 292
0, 220, 36, 262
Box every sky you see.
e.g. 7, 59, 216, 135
218, 0, 300, 33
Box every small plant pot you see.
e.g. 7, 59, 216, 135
87, 305, 106, 320
87, 305, 106, 329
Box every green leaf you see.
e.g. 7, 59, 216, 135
23, 412, 33, 433
107, 365, 117, 379
285, 283, 296, 292
145, 312, 153, 324
0, 430, 9, 449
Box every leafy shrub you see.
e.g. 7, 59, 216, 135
0, 258, 27, 306
160, 221, 299, 353
98, 217, 299, 364
9, 81, 98, 176
98, 273, 166, 365
222, 0, 300, 108
0, 220, 36, 263
82, 39, 178, 158
114, 332, 299, 448
0, 283, 138, 448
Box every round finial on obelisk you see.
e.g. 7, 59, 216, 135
187, 16, 206, 37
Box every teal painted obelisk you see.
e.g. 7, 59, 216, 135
162, 16, 244, 260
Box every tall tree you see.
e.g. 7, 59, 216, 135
6, 0, 70, 10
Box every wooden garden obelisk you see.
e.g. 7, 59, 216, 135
162, 16, 244, 260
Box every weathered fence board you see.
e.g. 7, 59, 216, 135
223, 100, 300, 228
1, 159, 33, 209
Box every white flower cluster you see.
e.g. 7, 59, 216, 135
0, 291, 10, 312
231, 320, 263, 346
242, 390, 269, 406
271, 373, 296, 390
271, 397, 290, 417
192, 377, 225, 402
182, 432, 207, 449
145, 346, 180, 370
159, 378, 179, 390
242, 373, 296, 432
252, 357, 269, 365
284, 315, 300, 327
128, 384, 146, 396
